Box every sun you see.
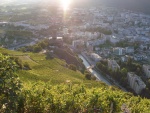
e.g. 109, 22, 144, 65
60, 0, 71, 11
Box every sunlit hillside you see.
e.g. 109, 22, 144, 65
1, 48, 150, 113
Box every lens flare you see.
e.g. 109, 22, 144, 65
60, 0, 71, 11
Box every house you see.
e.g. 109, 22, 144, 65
121, 55, 132, 62
108, 60, 120, 71
133, 54, 145, 61
140, 44, 148, 50
110, 36, 120, 44
143, 65, 150, 78
127, 72, 146, 94
113, 47, 125, 56
87, 44, 93, 52
125, 47, 134, 54
72, 40, 84, 48
49, 37, 64, 47
121, 56, 128, 62
90, 53, 102, 62
86, 38, 106, 47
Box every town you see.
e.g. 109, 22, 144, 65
0, 2, 150, 96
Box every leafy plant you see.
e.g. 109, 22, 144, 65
0, 54, 21, 112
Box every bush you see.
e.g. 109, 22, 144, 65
10, 57, 23, 69
24, 62, 31, 70
0, 54, 21, 112
17, 82, 150, 113
33, 45, 42, 53
68, 64, 77, 71
91, 76, 97, 80
85, 73, 92, 80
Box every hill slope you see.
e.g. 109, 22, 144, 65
1, 47, 150, 113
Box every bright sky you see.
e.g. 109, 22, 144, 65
60, 0, 72, 11
0, 0, 72, 10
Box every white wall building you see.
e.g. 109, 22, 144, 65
127, 72, 146, 94
113, 47, 126, 55
125, 47, 134, 54
110, 36, 120, 44
108, 60, 120, 71
72, 40, 84, 48
143, 65, 150, 78
90, 53, 102, 62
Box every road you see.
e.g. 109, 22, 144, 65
8, 41, 36, 50
79, 54, 127, 91
79, 54, 112, 85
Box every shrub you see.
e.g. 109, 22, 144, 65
24, 62, 31, 70
0, 54, 21, 112
85, 73, 92, 80
68, 64, 77, 71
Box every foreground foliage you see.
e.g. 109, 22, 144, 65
1, 49, 150, 113
18, 82, 150, 113
0, 54, 21, 112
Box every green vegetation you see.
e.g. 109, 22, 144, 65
0, 54, 21, 112
96, 59, 143, 87
68, 64, 77, 71
1, 48, 150, 113
0, 48, 85, 85
84, 70, 96, 80
96, 58, 150, 98
85, 27, 112, 35
19, 82, 150, 113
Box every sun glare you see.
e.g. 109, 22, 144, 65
60, 0, 71, 11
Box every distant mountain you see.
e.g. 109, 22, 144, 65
1, 0, 150, 14
101, 0, 150, 14
73, 0, 150, 14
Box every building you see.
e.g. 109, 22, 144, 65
143, 65, 150, 78
90, 53, 102, 62
86, 38, 106, 47
125, 47, 134, 54
121, 55, 132, 62
63, 28, 68, 35
108, 60, 120, 71
110, 36, 120, 44
133, 54, 144, 61
127, 72, 146, 94
72, 40, 84, 48
113, 47, 125, 55
49, 37, 64, 47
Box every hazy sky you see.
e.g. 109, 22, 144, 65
1, 0, 150, 14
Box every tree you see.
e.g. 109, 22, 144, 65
85, 73, 92, 80
121, 68, 127, 76
10, 57, 23, 69
84, 70, 92, 80
91, 76, 97, 80
0, 54, 21, 112
127, 57, 132, 66
69, 64, 77, 71
33, 45, 42, 53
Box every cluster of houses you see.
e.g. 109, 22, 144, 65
107, 59, 150, 94
85, 50, 150, 94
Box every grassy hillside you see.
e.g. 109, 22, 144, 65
1, 47, 150, 113
0, 47, 104, 87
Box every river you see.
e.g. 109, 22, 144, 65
78, 55, 112, 85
